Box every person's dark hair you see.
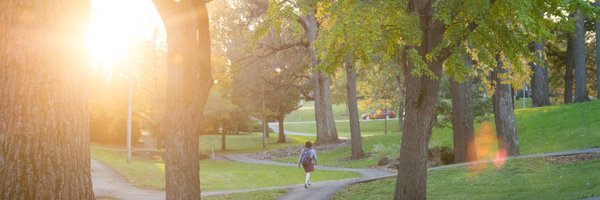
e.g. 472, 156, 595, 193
305, 141, 312, 148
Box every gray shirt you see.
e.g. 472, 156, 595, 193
298, 148, 317, 165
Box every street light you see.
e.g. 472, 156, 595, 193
126, 65, 133, 164
261, 66, 283, 148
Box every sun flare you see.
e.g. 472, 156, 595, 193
88, 0, 163, 71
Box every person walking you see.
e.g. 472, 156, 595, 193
298, 141, 317, 189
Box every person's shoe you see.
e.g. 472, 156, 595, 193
304, 184, 308, 189
308, 182, 311, 187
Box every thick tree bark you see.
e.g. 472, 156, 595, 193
300, 13, 339, 145
493, 56, 520, 156
396, 50, 408, 130
153, 1, 213, 199
574, 9, 589, 102
565, 35, 575, 103
530, 41, 550, 107
0, 1, 94, 199
396, 91, 405, 130
450, 56, 476, 163
394, 1, 445, 199
345, 55, 364, 160
277, 116, 286, 143
596, 2, 600, 99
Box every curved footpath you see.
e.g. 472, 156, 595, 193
92, 160, 164, 200
92, 148, 600, 200
223, 154, 394, 200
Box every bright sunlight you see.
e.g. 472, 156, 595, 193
88, 0, 163, 71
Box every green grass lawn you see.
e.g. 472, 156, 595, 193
335, 158, 600, 200
284, 101, 359, 122
276, 126, 453, 168
514, 97, 533, 110
278, 100, 600, 168
199, 132, 314, 154
204, 190, 287, 200
283, 119, 401, 138
91, 147, 358, 191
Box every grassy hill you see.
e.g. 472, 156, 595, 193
327, 100, 600, 199
337, 157, 600, 200
278, 100, 600, 168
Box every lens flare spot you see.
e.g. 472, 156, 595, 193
468, 121, 504, 174
474, 121, 497, 160
494, 149, 508, 169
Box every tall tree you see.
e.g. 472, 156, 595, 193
596, 1, 600, 99
254, 1, 339, 145
153, 1, 213, 199
493, 56, 520, 156
269, 86, 302, 143
345, 55, 365, 159
300, 12, 339, 145
574, 9, 589, 102
315, 0, 389, 157
390, 0, 577, 198
530, 41, 551, 107
450, 54, 477, 163
0, 0, 94, 198
394, 1, 446, 199
396, 52, 408, 130
565, 35, 575, 103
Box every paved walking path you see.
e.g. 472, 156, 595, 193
92, 160, 164, 200
227, 148, 600, 200
91, 159, 308, 199
92, 147, 600, 200
223, 154, 394, 200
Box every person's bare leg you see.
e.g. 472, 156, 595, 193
304, 172, 311, 188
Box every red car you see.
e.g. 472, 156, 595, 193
361, 110, 396, 120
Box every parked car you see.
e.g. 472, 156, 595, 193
361, 110, 395, 120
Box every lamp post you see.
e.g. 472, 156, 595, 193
126, 65, 133, 164
523, 82, 526, 108
384, 99, 388, 135
262, 76, 267, 148
260, 67, 282, 148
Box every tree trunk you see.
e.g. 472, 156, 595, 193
596, 1, 600, 99
574, 9, 589, 102
277, 116, 286, 143
0, 1, 94, 198
300, 13, 338, 145
261, 78, 268, 147
397, 95, 405, 130
345, 55, 364, 160
450, 56, 476, 163
394, 1, 445, 199
396, 51, 408, 130
530, 41, 550, 107
221, 123, 226, 151
493, 56, 520, 156
153, 1, 213, 199
565, 35, 575, 103
395, 60, 443, 200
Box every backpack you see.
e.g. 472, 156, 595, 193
301, 148, 312, 165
